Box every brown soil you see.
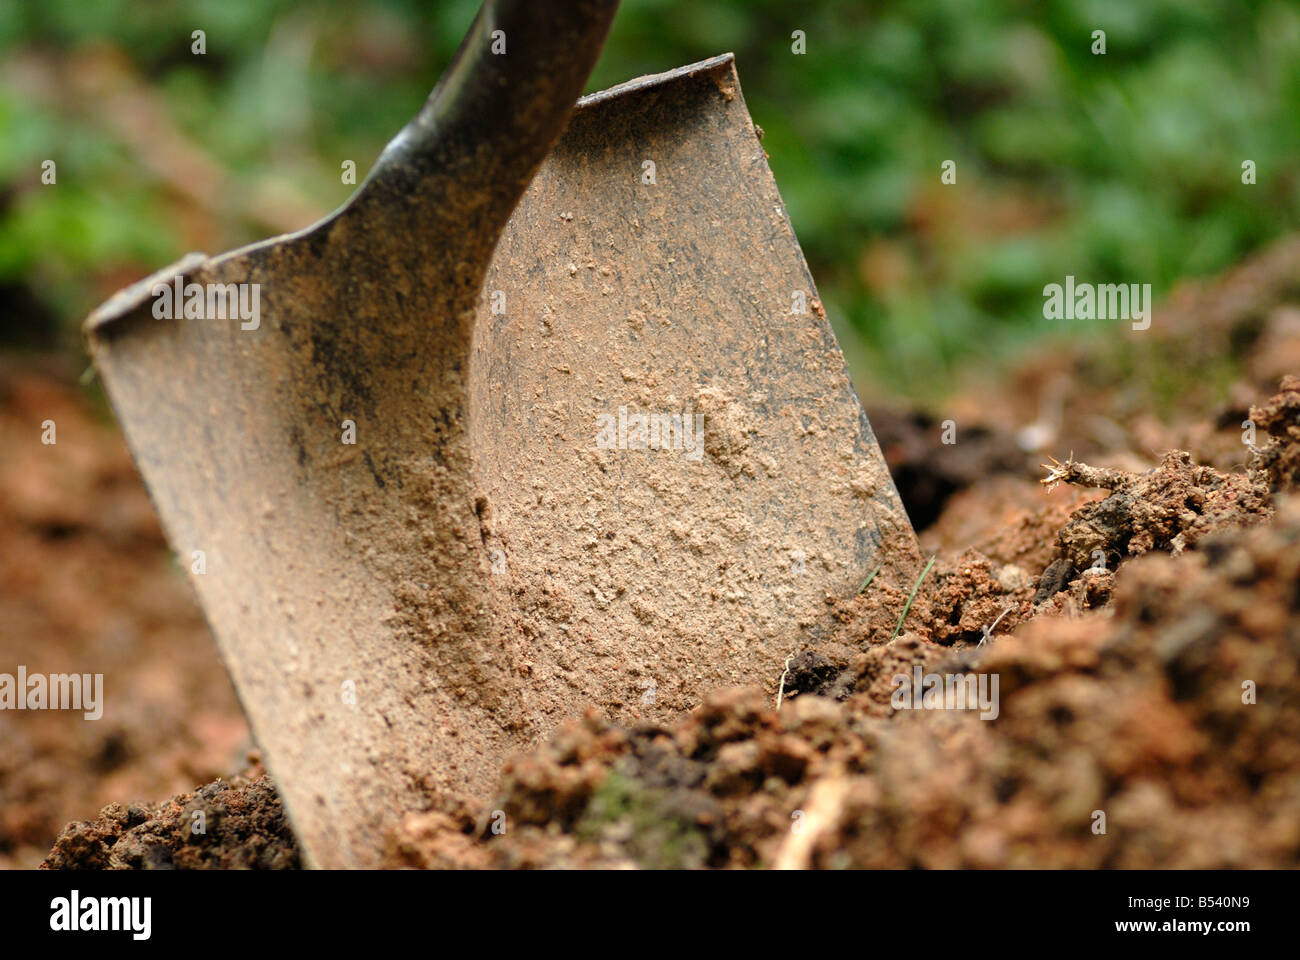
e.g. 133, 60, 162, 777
41, 760, 297, 870
0, 358, 250, 869
382, 381, 1300, 869
17, 234, 1300, 870
1250, 374, 1300, 491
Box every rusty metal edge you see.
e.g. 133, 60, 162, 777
83, 251, 211, 337
575, 52, 735, 110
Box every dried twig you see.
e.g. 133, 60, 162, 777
979, 605, 1014, 646
1040, 452, 1132, 492
775, 654, 794, 710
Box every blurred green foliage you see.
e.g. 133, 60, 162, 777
1, 0, 1297, 400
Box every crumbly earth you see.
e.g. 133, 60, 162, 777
22, 234, 1300, 869
41, 761, 297, 870
1032, 449, 1273, 604
1250, 374, 1300, 491
381, 436, 1298, 868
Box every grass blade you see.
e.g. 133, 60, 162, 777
890, 555, 936, 642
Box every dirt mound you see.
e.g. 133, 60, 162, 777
385, 488, 1300, 868
35, 377, 1300, 870
367, 376, 1300, 869
24, 228, 1300, 870
40, 765, 296, 870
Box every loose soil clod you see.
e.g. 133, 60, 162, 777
40, 766, 297, 870
1033, 449, 1273, 602
1250, 373, 1300, 492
